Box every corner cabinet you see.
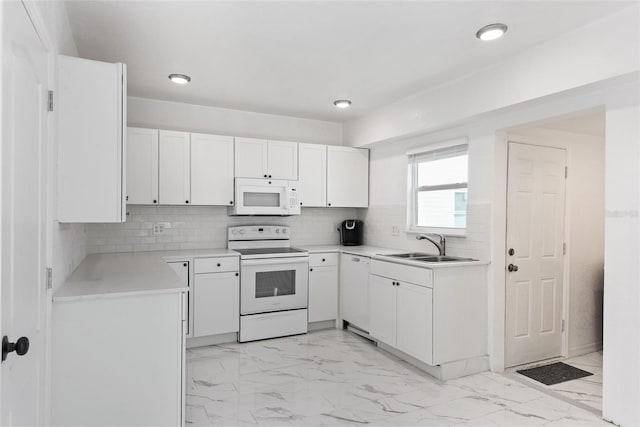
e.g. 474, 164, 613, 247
57, 55, 126, 222
327, 146, 369, 208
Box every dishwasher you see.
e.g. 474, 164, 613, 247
340, 253, 371, 333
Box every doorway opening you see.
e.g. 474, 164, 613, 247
504, 109, 605, 414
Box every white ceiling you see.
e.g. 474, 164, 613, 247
64, 1, 633, 122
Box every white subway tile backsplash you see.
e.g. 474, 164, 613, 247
87, 206, 357, 253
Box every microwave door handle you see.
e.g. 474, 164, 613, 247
241, 257, 309, 267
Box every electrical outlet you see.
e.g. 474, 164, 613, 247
153, 223, 165, 235
391, 226, 400, 236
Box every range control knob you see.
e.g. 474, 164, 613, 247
231, 229, 238, 235
282, 229, 288, 234
239, 229, 246, 235
275, 229, 280, 234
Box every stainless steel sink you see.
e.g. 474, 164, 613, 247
384, 253, 476, 263
384, 252, 432, 259
412, 255, 476, 262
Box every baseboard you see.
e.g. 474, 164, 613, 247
186, 332, 238, 348
308, 320, 337, 331
568, 341, 603, 358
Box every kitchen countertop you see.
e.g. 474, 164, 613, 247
296, 244, 401, 257
161, 248, 239, 262
54, 252, 190, 302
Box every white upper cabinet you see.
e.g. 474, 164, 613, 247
234, 137, 268, 178
159, 130, 190, 205
191, 133, 234, 206
57, 55, 126, 222
126, 128, 158, 205
297, 143, 327, 207
267, 140, 298, 180
327, 146, 369, 208
235, 138, 298, 180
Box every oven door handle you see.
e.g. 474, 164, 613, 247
241, 257, 309, 267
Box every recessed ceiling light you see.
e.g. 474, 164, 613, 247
334, 99, 352, 109
168, 74, 191, 84
476, 23, 508, 41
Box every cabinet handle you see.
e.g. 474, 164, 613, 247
322, 258, 326, 262
217, 263, 221, 267
300, 202, 303, 206
235, 272, 239, 277
126, 196, 129, 201
264, 174, 268, 178
183, 263, 187, 267
268, 174, 272, 178
310, 268, 313, 272
153, 200, 157, 204
328, 203, 332, 206
185, 200, 189, 204
230, 201, 234, 205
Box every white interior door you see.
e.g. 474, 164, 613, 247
505, 142, 566, 367
1, 1, 49, 424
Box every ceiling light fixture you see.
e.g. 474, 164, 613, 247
334, 99, 352, 109
168, 73, 191, 84
476, 23, 508, 41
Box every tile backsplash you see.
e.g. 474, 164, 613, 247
88, 205, 357, 253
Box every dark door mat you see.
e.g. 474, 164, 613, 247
517, 362, 593, 386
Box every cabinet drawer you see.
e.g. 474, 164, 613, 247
310, 253, 338, 267
194, 257, 239, 274
370, 260, 432, 288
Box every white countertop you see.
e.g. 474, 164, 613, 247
296, 244, 401, 257
161, 248, 239, 262
54, 252, 189, 302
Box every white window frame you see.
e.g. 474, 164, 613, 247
406, 139, 468, 237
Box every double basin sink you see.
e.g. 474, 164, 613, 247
383, 252, 476, 263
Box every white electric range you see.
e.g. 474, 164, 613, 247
228, 225, 309, 342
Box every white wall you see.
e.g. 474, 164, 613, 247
128, 96, 342, 145
343, 4, 640, 147
87, 206, 355, 253
507, 126, 605, 357
602, 88, 640, 427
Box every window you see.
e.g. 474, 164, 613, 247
408, 143, 468, 234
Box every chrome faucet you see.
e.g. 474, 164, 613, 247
416, 233, 446, 256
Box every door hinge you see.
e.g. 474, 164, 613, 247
47, 90, 54, 112
46, 267, 53, 289
563, 242, 567, 255
564, 166, 568, 179
561, 319, 565, 332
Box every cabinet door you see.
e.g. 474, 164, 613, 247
308, 265, 338, 322
267, 140, 298, 180
298, 143, 326, 207
369, 275, 397, 346
235, 137, 267, 178
327, 146, 369, 208
126, 127, 158, 205
191, 133, 234, 206
168, 262, 191, 336
396, 281, 433, 365
159, 130, 191, 205
57, 55, 126, 222
340, 254, 370, 331
193, 272, 239, 337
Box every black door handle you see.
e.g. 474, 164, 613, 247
508, 264, 519, 272
2, 336, 29, 362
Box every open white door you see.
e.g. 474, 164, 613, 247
505, 142, 566, 368
1, 1, 49, 424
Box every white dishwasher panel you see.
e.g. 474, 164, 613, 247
340, 253, 370, 332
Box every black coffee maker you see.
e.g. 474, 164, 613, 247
338, 219, 364, 246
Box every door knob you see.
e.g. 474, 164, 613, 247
2, 336, 29, 362
508, 248, 515, 256
508, 264, 519, 272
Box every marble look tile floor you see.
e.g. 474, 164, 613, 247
186, 329, 609, 426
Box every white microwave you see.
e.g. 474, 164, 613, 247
230, 178, 301, 216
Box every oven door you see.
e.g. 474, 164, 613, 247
240, 257, 309, 315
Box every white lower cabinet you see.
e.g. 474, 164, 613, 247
168, 261, 192, 337
308, 253, 338, 322
52, 291, 185, 426
193, 257, 240, 337
369, 260, 486, 366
